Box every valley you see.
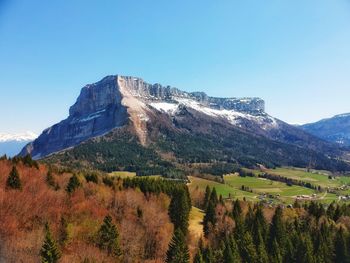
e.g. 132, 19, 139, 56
188, 167, 349, 205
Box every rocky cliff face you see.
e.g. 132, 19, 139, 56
20, 74, 347, 170
20, 76, 128, 158
119, 75, 265, 114
20, 75, 267, 158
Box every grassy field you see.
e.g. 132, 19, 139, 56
188, 206, 204, 239
224, 174, 315, 196
188, 176, 256, 201
109, 171, 161, 179
109, 171, 137, 178
188, 170, 348, 204
262, 167, 350, 197
110, 167, 349, 204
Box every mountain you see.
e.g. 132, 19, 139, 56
0, 131, 37, 157
20, 75, 350, 173
301, 113, 350, 146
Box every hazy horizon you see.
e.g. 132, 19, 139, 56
1, 0, 350, 134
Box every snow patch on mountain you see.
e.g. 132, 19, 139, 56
149, 97, 279, 130
0, 131, 37, 142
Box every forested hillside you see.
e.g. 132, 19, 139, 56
1, 155, 350, 262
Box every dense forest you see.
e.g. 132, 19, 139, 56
197, 186, 350, 263
1, 156, 350, 262
44, 122, 350, 179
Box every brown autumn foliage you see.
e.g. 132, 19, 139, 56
0, 159, 172, 263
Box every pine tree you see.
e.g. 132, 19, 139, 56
223, 241, 234, 263
256, 231, 269, 263
230, 236, 242, 263
203, 246, 215, 263
168, 188, 190, 234
40, 223, 61, 263
6, 166, 22, 190
203, 186, 211, 209
334, 227, 350, 263
209, 187, 219, 205
165, 229, 190, 263
268, 207, 286, 255
270, 240, 282, 263
303, 234, 316, 263
203, 200, 216, 237
66, 174, 81, 194
284, 236, 296, 263
97, 215, 121, 257
252, 205, 268, 244
232, 199, 242, 220
194, 249, 205, 263
245, 206, 254, 232
240, 232, 257, 263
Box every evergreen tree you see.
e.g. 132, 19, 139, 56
203, 186, 211, 209
268, 207, 286, 255
232, 199, 242, 220
296, 234, 316, 263
165, 229, 190, 263
239, 232, 257, 263
270, 240, 282, 263
168, 188, 190, 234
326, 202, 335, 219
66, 174, 81, 194
203, 200, 216, 237
334, 227, 349, 263
97, 215, 121, 257
203, 246, 215, 263
194, 249, 204, 263
244, 206, 254, 232
6, 166, 22, 190
223, 241, 234, 263
229, 236, 242, 263
40, 223, 61, 263
252, 205, 268, 245
256, 231, 269, 263
209, 187, 219, 205
284, 236, 296, 263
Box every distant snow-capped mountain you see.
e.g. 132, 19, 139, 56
0, 131, 37, 142
0, 131, 37, 156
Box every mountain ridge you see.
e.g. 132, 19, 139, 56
20, 75, 350, 173
301, 113, 350, 146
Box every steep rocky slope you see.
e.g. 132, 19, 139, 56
20, 75, 350, 172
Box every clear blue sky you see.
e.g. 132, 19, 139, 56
1, 0, 350, 134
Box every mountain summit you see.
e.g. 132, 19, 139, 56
301, 113, 350, 146
20, 75, 267, 158
20, 75, 349, 173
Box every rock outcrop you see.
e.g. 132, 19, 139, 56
20, 76, 128, 158
20, 75, 266, 158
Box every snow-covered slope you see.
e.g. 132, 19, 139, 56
149, 98, 278, 130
